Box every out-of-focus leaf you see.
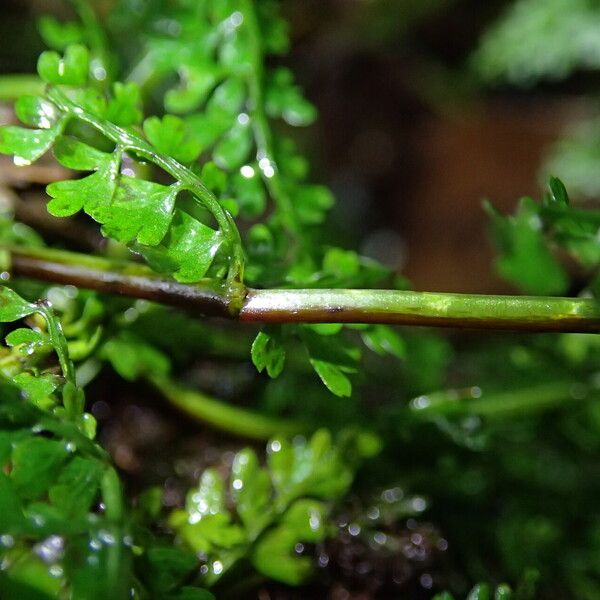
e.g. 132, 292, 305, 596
11, 438, 71, 500
144, 115, 202, 163
100, 332, 170, 381
37, 44, 89, 86
251, 329, 286, 378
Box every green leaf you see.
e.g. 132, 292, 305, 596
300, 329, 358, 397
106, 82, 143, 127
0, 473, 26, 533
169, 588, 215, 600
6, 329, 49, 359
200, 162, 227, 195
0, 287, 37, 322
51, 136, 109, 171
67, 88, 107, 118
0, 125, 62, 165
38, 15, 85, 50
252, 527, 312, 585
251, 329, 286, 378
47, 146, 120, 218
309, 359, 351, 398
138, 211, 223, 283
282, 499, 327, 542
230, 448, 272, 534
209, 78, 246, 114
294, 184, 335, 224
186, 468, 225, 517
100, 333, 170, 381
165, 64, 221, 114
15, 96, 61, 130
6, 328, 45, 348
265, 69, 316, 126
98, 177, 177, 245
323, 247, 360, 280
11, 437, 71, 500
548, 176, 569, 206
495, 584, 513, 600
13, 373, 58, 410
485, 199, 569, 295
361, 325, 406, 360
144, 115, 202, 163
142, 547, 198, 595
468, 584, 492, 600
233, 169, 267, 217
37, 44, 89, 86
48, 457, 104, 518
172, 469, 246, 554
267, 429, 355, 502
213, 121, 253, 171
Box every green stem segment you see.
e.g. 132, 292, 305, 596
410, 381, 592, 418
7, 245, 600, 333
241, 0, 301, 239
0, 75, 44, 101
149, 375, 302, 440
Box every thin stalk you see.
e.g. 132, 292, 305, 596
409, 381, 593, 419
149, 375, 302, 440
69, 0, 114, 84
241, 0, 301, 239
0, 75, 44, 101
36, 301, 77, 386
7, 245, 600, 333
46, 87, 245, 285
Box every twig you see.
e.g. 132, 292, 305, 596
7, 245, 600, 333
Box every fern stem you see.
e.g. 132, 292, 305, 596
7, 245, 600, 333
0, 75, 44, 100
241, 0, 301, 239
149, 375, 302, 440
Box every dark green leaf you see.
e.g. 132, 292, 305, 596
142, 547, 198, 594
548, 176, 569, 205
11, 437, 71, 500
48, 457, 104, 518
